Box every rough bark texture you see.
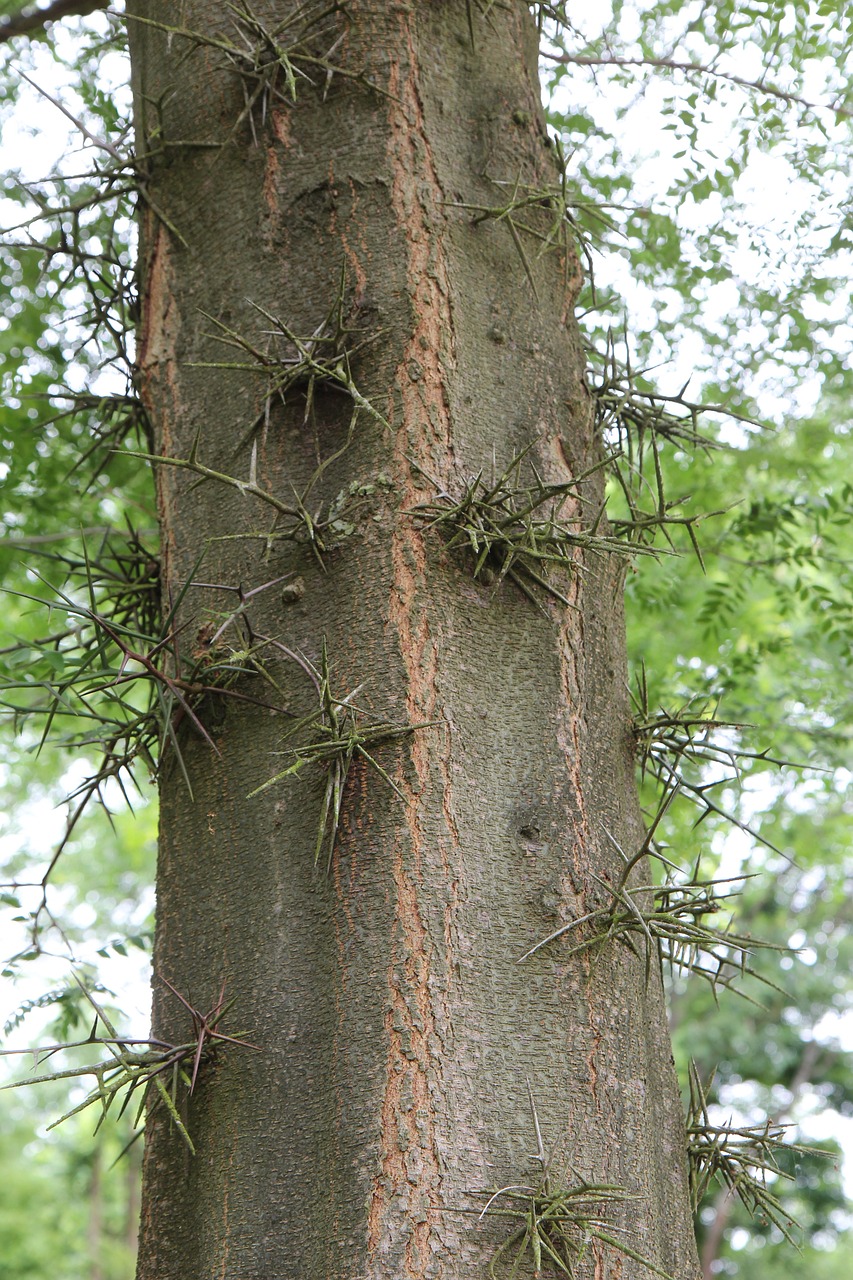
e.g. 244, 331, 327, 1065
128, 3, 701, 1277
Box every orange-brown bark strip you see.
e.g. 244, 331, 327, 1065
556, 614, 589, 858
137, 214, 179, 577
262, 142, 280, 219
437, 742, 462, 983
328, 172, 370, 301
366, 19, 464, 1274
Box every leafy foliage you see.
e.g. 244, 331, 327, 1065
0, 1101, 138, 1280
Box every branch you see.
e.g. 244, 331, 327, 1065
0, 0, 107, 45
543, 52, 853, 120
17, 68, 122, 158
699, 1040, 824, 1280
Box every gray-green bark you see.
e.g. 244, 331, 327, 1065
128, 3, 701, 1277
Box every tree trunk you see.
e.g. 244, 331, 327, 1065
127, 3, 701, 1277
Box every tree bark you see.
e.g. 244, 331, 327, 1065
127, 3, 701, 1277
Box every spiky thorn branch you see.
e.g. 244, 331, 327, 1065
4, 166, 143, 388
532, 2, 577, 32
633, 686, 796, 786
463, 0, 501, 52
519, 816, 787, 1001
589, 330, 749, 565
0, 539, 293, 952
220, 0, 393, 137
685, 1062, 830, 1243
3, 79, 211, 458
3, 175, 136, 236
28, 392, 152, 481
5, 74, 191, 249
219, 0, 347, 138
590, 330, 759, 447
630, 665, 809, 862
121, 436, 352, 570
17, 68, 121, 159
455, 1080, 671, 1278
0, 976, 258, 1156
249, 638, 437, 870
192, 268, 388, 449
445, 137, 613, 295
125, 1, 392, 147
412, 444, 663, 615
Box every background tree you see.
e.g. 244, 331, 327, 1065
2, 2, 852, 1278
